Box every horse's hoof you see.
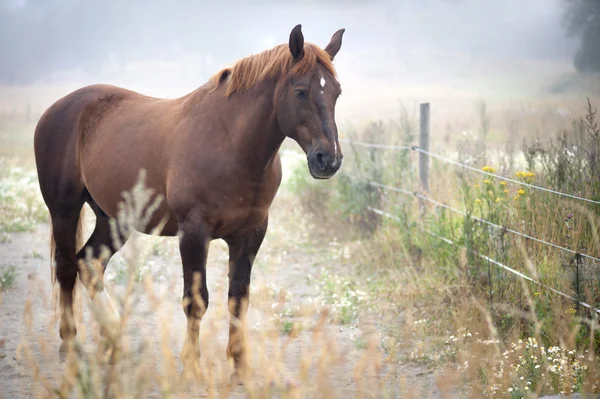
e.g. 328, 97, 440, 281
230, 373, 244, 386
181, 365, 204, 382
58, 340, 75, 362
230, 367, 248, 386
98, 335, 120, 366
58, 339, 75, 352
106, 344, 120, 365
180, 357, 203, 380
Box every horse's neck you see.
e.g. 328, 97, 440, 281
201, 79, 284, 176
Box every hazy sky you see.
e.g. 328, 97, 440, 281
0, 0, 581, 121
1, 0, 575, 82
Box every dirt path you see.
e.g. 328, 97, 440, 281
0, 192, 441, 398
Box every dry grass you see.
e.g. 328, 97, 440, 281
1, 161, 420, 399
13, 276, 391, 398
315, 192, 600, 398
3, 84, 600, 398
286, 96, 600, 397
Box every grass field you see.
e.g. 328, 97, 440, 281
288, 93, 600, 397
0, 96, 438, 398
1, 81, 600, 398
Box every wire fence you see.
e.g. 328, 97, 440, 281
367, 206, 600, 315
361, 179, 600, 264
342, 137, 600, 316
339, 138, 411, 151
345, 137, 600, 206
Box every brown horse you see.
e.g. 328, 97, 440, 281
33, 24, 345, 377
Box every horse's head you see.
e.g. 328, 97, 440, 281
276, 25, 345, 180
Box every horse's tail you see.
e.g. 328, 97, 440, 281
50, 203, 86, 319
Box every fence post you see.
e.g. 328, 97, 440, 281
419, 103, 430, 194
417, 103, 430, 215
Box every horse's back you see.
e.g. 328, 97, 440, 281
34, 84, 138, 154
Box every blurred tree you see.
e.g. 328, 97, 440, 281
562, 0, 600, 73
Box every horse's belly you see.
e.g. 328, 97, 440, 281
90, 186, 178, 236
82, 158, 177, 236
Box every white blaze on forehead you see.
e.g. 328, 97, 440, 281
319, 75, 326, 96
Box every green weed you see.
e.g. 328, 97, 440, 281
287, 98, 600, 396
0, 158, 48, 240
0, 265, 17, 290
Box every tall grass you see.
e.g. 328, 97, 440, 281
3, 163, 410, 398
4, 96, 600, 397
288, 98, 600, 397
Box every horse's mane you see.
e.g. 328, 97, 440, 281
210, 43, 336, 97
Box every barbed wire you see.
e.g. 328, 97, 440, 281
361, 179, 600, 264
339, 138, 600, 316
363, 180, 414, 196
412, 146, 600, 206
340, 138, 600, 206
367, 206, 600, 315
339, 138, 412, 151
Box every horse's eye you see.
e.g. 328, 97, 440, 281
295, 88, 307, 98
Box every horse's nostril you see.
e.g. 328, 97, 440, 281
315, 151, 325, 168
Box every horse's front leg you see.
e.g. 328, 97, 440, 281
224, 216, 268, 380
178, 216, 210, 378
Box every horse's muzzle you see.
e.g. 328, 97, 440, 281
308, 150, 342, 179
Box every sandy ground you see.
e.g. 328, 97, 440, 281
0, 192, 442, 398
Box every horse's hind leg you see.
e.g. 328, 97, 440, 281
50, 206, 85, 352
76, 197, 130, 339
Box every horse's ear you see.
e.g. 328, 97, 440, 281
324, 28, 345, 61
289, 24, 304, 60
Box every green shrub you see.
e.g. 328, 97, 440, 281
0, 158, 48, 240
0, 265, 17, 290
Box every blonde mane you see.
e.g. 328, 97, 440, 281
210, 43, 337, 97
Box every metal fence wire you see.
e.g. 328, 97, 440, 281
341, 132, 600, 315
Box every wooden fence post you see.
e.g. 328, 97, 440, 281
419, 102, 430, 194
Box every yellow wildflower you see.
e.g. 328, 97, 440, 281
517, 171, 535, 181
503, 189, 509, 194
513, 196, 519, 201
483, 179, 491, 184
495, 198, 500, 203
475, 199, 482, 203
518, 189, 526, 195
488, 190, 493, 196
482, 166, 496, 173
500, 181, 507, 186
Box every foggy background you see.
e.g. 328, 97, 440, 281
0, 0, 598, 123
